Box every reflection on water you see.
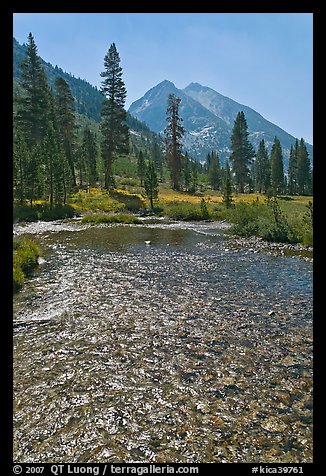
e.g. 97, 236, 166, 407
13, 221, 313, 463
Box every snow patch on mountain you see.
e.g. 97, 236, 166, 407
133, 99, 151, 113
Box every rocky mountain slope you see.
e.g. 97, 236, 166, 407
129, 80, 313, 166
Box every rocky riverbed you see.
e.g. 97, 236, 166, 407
13, 220, 313, 463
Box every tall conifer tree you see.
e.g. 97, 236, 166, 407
13, 131, 29, 205
229, 111, 255, 193
76, 128, 98, 189
287, 143, 298, 195
152, 142, 164, 179
82, 128, 98, 188
270, 137, 285, 194
254, 139, 270, 193
297, 138, 311, 195
24, 142, 44, 206
17, 33, 50, 147
208, 151, 221, 190
190, 161, 199, 194
42, 123, 63, 207
205, 152, 212, 175
222, 161, 233, 208
100, 43, 129, 190
183, 152, 191, 192
164, 94, 185, 191
137, 150, 146, 186
54, 77, 77, 187
144, 161, 158, 210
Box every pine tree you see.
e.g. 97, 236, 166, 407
287, 144, 297, 195
222, 161, 233, 208
17, 33, 51, 147
13, 130, 29, 204
190, 161, 198, 194
208, 151, 221, 190
287, 143, 298, 195
144, 161, 158, 210
183, 152, 191, 192
254, 139, 270, 193
297, 138, 311, 195
205, 152, 212, 176
137, 150, 146, 186
152, 141, 164, 179
270, 137, 285, 195
164, 94, 185, 191
42, 119, 71, 207
83, 128, 98, 188
24, 142, 44, 206
54, 77, 77, 187
249, 160, 255, 193
100, 43, 129, 190
75, 144, 87, 189
42, 123, 58, 208
229, 111, 255, 193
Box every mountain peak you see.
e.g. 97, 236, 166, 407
159, 79, 176, 87
148, 79, 177, 93
142, 79, 178, 99
185, 82, 205, 90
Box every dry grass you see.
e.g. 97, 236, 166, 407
159, 186, 268, 206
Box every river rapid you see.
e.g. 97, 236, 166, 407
13, 219, 313, 463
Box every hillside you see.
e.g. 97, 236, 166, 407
14, 38, 103, 122
13, 37, 162, 152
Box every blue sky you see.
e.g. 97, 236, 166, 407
13, 13, 313, 144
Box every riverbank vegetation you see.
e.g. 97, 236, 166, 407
13, 203, 75, 223
14, 186, 313, 247
13, 237, 40, 293
162, 193, 312, 246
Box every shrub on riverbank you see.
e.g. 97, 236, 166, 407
13, 238, 40, 293
109, 189, 146, 212
69, 192, 123, 213
212, 197, 312, 245
69, 189, 146, 214
81, 213, 144, 225
292, 201, 313, 247
162, 199, 212, 221
13, 203, 76, 222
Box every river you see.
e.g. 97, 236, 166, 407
13, 219, 313, 463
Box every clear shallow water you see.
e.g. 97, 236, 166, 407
13, 221, 313, 463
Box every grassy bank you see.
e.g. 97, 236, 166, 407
69, 187, 313, 246
13, 237, 40, 293
69, 188, 146, 214
13, 187, 313, 247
